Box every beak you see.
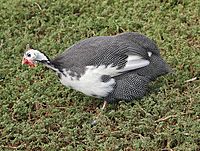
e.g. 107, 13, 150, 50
22, 57, 29, 65
22, 57, 36, 68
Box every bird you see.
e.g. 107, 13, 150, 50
22, 32, 170, 118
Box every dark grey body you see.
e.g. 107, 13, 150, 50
51, 32, 170, 102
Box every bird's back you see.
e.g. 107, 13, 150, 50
52, 32, 157, 73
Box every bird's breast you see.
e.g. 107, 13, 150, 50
59, 67, 116, 98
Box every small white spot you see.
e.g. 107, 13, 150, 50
148, 51, 152, 57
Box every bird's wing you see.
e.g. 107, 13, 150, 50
51, 33, 153, 77
115, 32, 160, 56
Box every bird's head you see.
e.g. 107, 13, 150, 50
22, 46, 49, 68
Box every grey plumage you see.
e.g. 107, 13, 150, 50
105, 73, 150, 102
44, 32, 170, 102
52, 32, 151, 73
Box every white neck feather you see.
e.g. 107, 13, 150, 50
34, 50, 49, 61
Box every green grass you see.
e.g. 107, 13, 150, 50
0, 0, 200, 150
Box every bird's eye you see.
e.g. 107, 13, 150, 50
27, 53, 31, 57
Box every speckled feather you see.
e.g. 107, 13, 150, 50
105, 73, 150, 102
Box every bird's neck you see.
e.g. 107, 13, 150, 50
39, 60, 60, 72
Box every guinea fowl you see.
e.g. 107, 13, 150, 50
22, 32, 170, 115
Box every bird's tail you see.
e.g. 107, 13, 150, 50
133, 54, 171, 81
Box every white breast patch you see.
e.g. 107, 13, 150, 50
59, 66, 116, 97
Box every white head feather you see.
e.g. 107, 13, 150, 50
24, 49, 49, 62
